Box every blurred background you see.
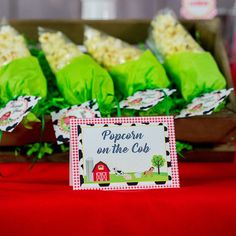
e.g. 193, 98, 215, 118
0, 0, 234, 19
0, 0, 235, 83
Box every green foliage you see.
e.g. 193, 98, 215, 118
213, 101, 226, 113
170, 95, 188, 114
26, 142, 53, 159
121, 109, 138, 117
14, 147, 21, 156
109, 94, 122, 117
139, 96, 174, 116
151, 155, 165, 168
0, 99, 5, 109
137, 43, 146, 51
22, 112, 41, 129
176, 141, 193, 157
60, 144, 69, 153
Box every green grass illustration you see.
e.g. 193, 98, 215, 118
84, 172, 168, 184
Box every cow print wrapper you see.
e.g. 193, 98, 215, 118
175, 88, 234, 119
0, 96, 41, 132
119, 89, 176, 111
51, 100, 101, 144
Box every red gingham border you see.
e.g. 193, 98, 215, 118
70, 116, 180, 190
70, 120, 80, 190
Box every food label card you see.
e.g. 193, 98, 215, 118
51, 100, 101, 144
181, 0, 217, 19
70, 117, 179, 191
175, 89, 234, 118
0, 96, 40, 132
119, 89, 176, 111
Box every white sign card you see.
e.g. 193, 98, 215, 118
70, 116, 179, 191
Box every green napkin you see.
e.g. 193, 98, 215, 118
0, 56, 47, 103
164, 51, 226, 101
56, 54, 114, 115
109, 50, 170, 98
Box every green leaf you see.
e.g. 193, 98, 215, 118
0, 130, 2, 143
176, 141, 192, 158
213, 101, 226, 113
37, 143, 53, 159
14, 147, 21, 156
26, 143, 40, 156
139, 96, 174, 116
22, 112, 41, 129
60, 144, 69, 153
26, 142, 54, 159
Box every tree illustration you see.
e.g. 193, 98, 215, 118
151, 155, 165, 174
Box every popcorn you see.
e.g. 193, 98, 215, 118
150, 11, 202, 58
148, 10, 226, 102
39, 28, 82, 73
84, 26, 142, 69
0, 25, 30, 67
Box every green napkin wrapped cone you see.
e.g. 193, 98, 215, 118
110, 50, 170, 98
164, 52, 226, 101
56, 55, 114, 113
84, 26, 170, 99
0, 56, 47, 103
0, 25, 47, 103
39, 28, 114, 115
148, 10, 226, 101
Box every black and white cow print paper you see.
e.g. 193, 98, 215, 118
0, 96, 41, 132
51, 100, 101, 144
175, 88, 234, 118
119, 89, 176, 111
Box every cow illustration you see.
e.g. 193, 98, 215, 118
113, 168, 124, 176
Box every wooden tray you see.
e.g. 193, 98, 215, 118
0, 18, 235, 161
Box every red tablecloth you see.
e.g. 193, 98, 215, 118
0, 161, 236, 236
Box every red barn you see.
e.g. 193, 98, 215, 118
92, 161, 110, 182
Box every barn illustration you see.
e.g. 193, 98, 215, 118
92, 161, 110, 182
